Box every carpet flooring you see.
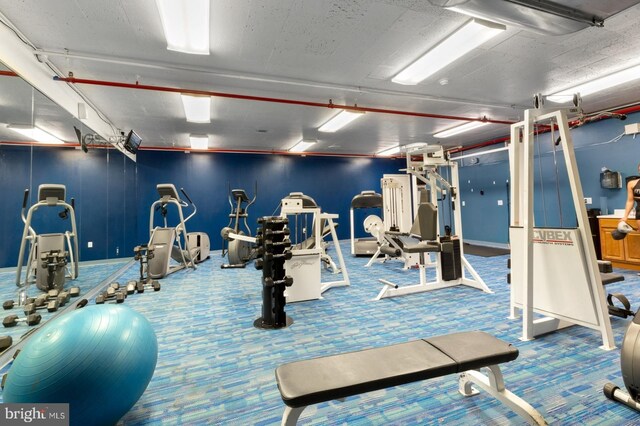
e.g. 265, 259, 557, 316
0, 243, 639, 425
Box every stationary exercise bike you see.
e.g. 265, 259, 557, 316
220, 185, 257, 268
604, 309, 640, 411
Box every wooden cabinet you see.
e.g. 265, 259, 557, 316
599, 217, 640, 270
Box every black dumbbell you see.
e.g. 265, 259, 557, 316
264, 228, 291, 237
257, 217, 288, 225
75, 299, 88, 309
264, 240, 291, 250
3, 314, 41, 327
104, 286, 128, 298
44, 291, 68, 306
29, 295, 48, 309
255, 258, 264, 270
0, 335, 12, 352
264, 276, 293, 287
115, 281, 137, 295
57, 292, 70, 307
135, 280, 160, 293
24, 299, 59, 315
3, 297, 36, 310
264, 251, 293, 261
95, 292, 125, 304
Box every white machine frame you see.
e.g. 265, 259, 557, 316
365, 174, 420, 269
280, 195, 349, 302
15, 184, 79, 294
372, 145, 491, 300
509, 106, 614, 350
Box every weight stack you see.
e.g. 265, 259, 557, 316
254, 216, 294, 330
440, 237, 462, 281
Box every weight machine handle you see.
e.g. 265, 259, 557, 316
180, 188, 194, 205
22, 189, 29, 209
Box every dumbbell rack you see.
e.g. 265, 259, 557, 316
254, 217, 294, 329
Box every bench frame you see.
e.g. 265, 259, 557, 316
280, 363, 547, 426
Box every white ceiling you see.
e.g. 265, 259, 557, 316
1, 0, 640, 155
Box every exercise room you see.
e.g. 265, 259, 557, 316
2, 1, 640, 425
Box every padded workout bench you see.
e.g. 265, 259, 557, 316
275, 331, 546, 425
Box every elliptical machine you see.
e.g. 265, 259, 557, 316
147, 184, 210, 279
15, 184, 79, 298
220, 185, 257, 268
604, 311, 640, 411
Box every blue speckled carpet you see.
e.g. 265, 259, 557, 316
1, 243, 639, 425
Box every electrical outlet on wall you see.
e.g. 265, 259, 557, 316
584, 197, 592, 204
87, 241, 93, 248
625, 123, 640, 135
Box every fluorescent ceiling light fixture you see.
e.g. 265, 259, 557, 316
7, 125, 64, 144
377, 146, 401, 157
155, 0, 210, 55
547, 63, 640, 103
189, 134, 209, 150
392, 19, 505, 85
433, 121, 488, 138
289, 140, 317, 153
318, 110, 365, 133
180, 94, 211, 123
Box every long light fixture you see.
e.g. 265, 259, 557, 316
392, 18, 505, 85
289, 139, 317, 153
547, 63, 640, 103
377, 146, 401, 157
155, 0, 210, 55
180, 94, 211, 123
318, 110, 365, 133
189, 134, 209, 150
433, 121, 488, 138
7, 124, 64, 144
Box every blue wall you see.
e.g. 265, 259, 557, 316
2, 111, 636, 267
0, 146, 403, 268
134, 151, 403, 250
458, 111, 640, 244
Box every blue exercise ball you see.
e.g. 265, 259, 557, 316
3, 304, 158, 426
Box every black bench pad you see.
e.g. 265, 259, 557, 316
403, 242, 441, 253
601, 272, 624, 285
275, 331, 518, 408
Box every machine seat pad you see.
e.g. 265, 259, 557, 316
275, 331, 517, 408
403, 241, 441, 253
601, 272, 625, 285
